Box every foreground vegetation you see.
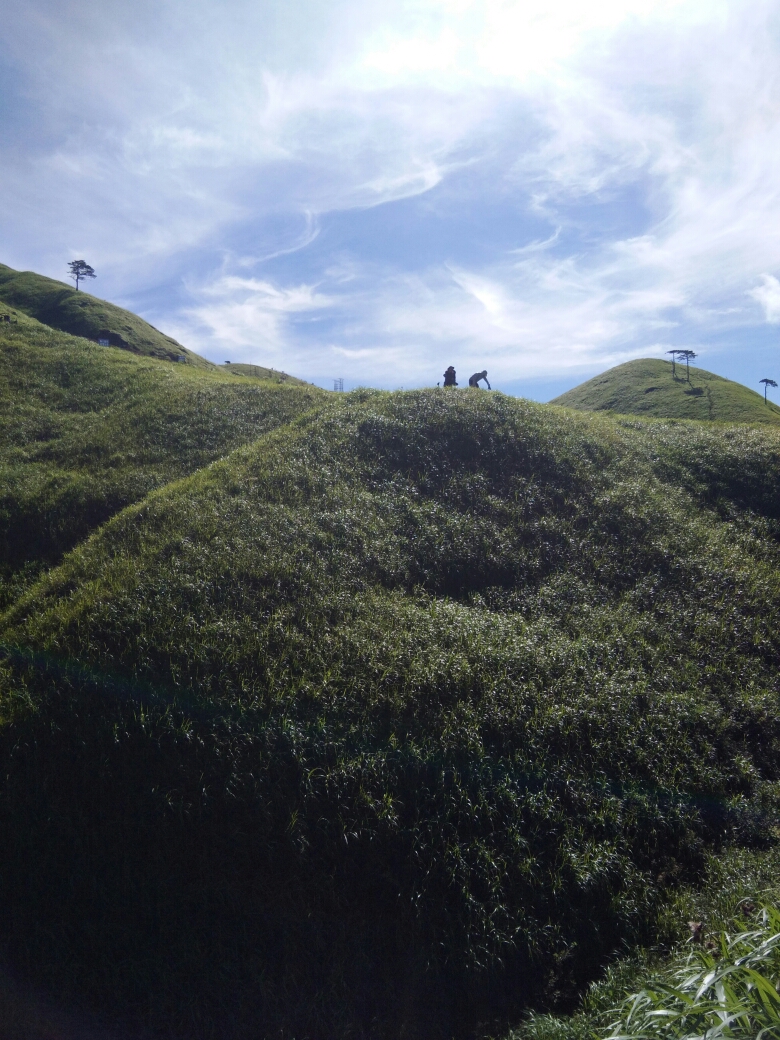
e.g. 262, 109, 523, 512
0, 311, 324, 607
1, 389, 779, 1037
514, 846, 780, 1040
610, 908, 780, 1040
552, 358, 780, 424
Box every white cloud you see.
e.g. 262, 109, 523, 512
2, 0, 780, 388
748, 275, 780, 324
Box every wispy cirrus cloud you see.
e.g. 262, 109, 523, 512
2, 1, 780, 394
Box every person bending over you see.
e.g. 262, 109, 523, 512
468, 370, 491, 389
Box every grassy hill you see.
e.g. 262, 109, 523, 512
551, 358, 780, 424
0, 263, 211, 367
220, 362, 312, 385
1, 390, 779, 1038
0, 310, 325, 608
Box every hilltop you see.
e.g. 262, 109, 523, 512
220, 361, 312, 385
0, 309, 325, 607
0, 263, 212, 367
552, 358, 780, 424
2, 390, 780, 1038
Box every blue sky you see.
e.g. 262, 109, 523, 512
2, 0, 780, 399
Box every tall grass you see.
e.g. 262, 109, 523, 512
607, 907, 780, 1039
0, 390, 779, 1037
0, 314, 325, 606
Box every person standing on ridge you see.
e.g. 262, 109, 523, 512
468, 370, 491, 389
443, 366, 457, 387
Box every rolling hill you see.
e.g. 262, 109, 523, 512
0, 309, 325, 608
551, 358, 780, 423
2, 389, 780, 1039
220, 361, 312, 385
0, 263, 212, 367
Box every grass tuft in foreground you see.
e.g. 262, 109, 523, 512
606, 906, 780, 1040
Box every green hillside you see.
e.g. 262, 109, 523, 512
220, 361, 312, 385
2, 390, 780, 1038
0, 310, 325, 607
551, 358, 780, 423
0, 262, 211, 367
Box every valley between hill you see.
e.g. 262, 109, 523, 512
0, 309, 323, 609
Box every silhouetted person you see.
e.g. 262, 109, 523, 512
443, 366, 457, 387
468, 370, 491, 389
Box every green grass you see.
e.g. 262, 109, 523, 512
511, 846, 780, 1040
1, 390, 780, 1038
0, 310, 325, 607
552, 359, 780, 424
515, 906, 780, 1040
0, 262, 211, 366
605, 906, 780, 1040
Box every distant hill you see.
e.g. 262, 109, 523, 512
0, 309, 325, 607
551, 358, 780, 424
0, 263, 212, 367
220, 362, 312, 386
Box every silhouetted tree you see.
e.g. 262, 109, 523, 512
666, 349, 682, 376
677, 349, 697, 380
68, 260, 96, 290
760, 378, 777, 403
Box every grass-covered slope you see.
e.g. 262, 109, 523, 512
221, 361, 312, 385
0, 311, 325, 606
552, 358, 780, 424
0, 262, 210, 367
1, 391, 780, 1039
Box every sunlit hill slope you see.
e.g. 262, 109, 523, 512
0, 262, 211, 366
551, 358, 780, 424
0, 307, 324, 607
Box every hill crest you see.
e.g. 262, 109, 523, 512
551, 358, 780, 424
0, 263, 212, 367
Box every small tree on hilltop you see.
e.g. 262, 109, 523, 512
760, 378, 778, 403
68, 260, 96, 291
677, 349, 697, 380
666, 349, 682, 376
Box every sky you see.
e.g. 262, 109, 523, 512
2, 0, 780, 398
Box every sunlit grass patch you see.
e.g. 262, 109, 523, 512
606, 907, 780, 1040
